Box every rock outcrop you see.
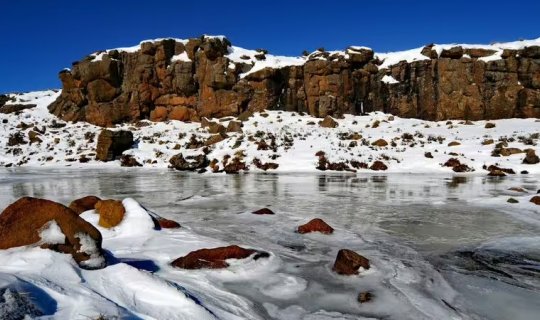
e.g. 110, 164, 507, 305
48, 36, 540, 125
0, 197, 105, 269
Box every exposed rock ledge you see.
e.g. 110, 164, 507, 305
48, 35, 540, 126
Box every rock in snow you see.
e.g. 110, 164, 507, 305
0, 197, 105, 269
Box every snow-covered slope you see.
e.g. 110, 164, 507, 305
1, 90, 539, 175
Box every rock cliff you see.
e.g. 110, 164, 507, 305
48, 36, 540, 126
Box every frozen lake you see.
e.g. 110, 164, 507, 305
0, 168, 539, 320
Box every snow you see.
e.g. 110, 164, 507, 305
1, 90, 539, 176
376, 37, 540, 69
226, 46, 306, 78
381, 75, 399, 84
38, 220, 65, 245
171, 51, 191, 63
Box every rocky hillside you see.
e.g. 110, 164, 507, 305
49, 36, 540, 127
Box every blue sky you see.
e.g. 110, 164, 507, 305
1, 0, 539, 93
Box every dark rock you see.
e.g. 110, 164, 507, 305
95, 130, 133, 161
252, 208, 275, 215
0, 104, 36, 114
333, 249, 370, 275
169, 153, 209, 171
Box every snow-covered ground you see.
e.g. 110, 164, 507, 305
1, 90, 539, 175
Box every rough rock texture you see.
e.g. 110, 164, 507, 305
171, 245, 267, 269
69, 195, 101, 215
49, 36, 540, 125
333, 249, 370, 275
95, 200, 125, 228
95, 130, 133, 161
0, 197, 104, 269
297, 218, 334, 234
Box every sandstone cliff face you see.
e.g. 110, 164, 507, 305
49, 36, 540, 126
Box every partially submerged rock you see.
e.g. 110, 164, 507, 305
333, 249, 370, 275
95, 200, 126, 228
252, 208, 275, 215
69, 195, 101, 215
297, 218, 334, 234
171, 245, 268, 269
531, 196, 540, 205
0, 197, 105, 269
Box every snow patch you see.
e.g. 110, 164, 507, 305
38, 220, 65, 245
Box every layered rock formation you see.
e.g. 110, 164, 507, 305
49, 36, 540, 126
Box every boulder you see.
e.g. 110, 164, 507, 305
0, 197, 105, 269
370, 161, 388, 171
319, 116, 338, 128
297, 218, 334, 234
95, 130, 134, 161
531, 196, 540, 205
171, 245, 268, 269
252, 208, 275, 215
69, 196, 101, 215
169, 153, 209, 171
332, 249, 370, 275
95, 200, 125, 228
448, 141, 461, 147
523, 149, 540, 164
0, 104, 36, 114
226, 121, 243, 133
371, 139, 388, 147
156, 217, 181, 229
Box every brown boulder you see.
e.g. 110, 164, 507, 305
226, 121, 243, 133
297, 218, 334, 234
156, 217, 181, 229
440, 46, 464, 59
0, 197, 105, 269
95, 130, 134, 161
523, 149, 540, 164
252, 208, 275, 215
95, 200, 125, 228
370, 161, 388, 171
333, 249, 370, 275
69, 196, 101, 215
319, 116, 338, 128
530, 196, 540, 205
169, 153, 209, 171
448, 141, 461, 147
371, 139, 388, 147
171, 245, 267, 269
484, 122, 496, 129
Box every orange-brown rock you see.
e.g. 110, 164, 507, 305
49, 36, 540, 126
95, 200, 125, 228
297, 218, 334, 234
319, 116, 338, 128
0, 197, 104, 269
530, 196, 540, 205
171, 245, 267, 269
371, 139, 388, 147
156, 217, 181, 229
252, 208, 275, 215
69, 196, 101, 215
333, 249, 370, 275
